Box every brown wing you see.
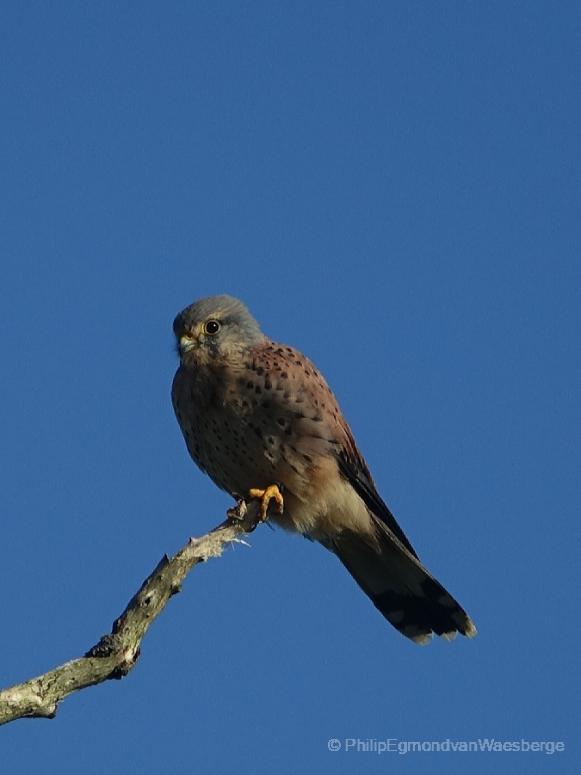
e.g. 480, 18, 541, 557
252, 341, 420, 559
336, 425, 420, 559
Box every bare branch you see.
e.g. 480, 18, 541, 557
0, 508, 260, 726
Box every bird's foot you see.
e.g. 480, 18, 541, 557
248, 483, 284, 523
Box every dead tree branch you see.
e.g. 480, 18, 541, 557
0, 507, 259, 726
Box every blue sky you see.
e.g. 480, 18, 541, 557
1, 2, 579, 773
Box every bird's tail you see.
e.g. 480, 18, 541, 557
324, 520, 477, 644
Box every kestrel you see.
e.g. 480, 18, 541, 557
172, 295, 476, 644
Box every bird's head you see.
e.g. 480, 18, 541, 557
173, 294, 265, 366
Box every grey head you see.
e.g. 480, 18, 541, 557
173, 294, 265, 365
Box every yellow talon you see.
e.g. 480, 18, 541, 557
248, 484, 284, 522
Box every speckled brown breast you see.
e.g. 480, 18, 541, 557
171, 340, 347, 502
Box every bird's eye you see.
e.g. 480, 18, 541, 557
204, 319, 221, 335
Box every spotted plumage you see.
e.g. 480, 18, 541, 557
172, 294, 476, 644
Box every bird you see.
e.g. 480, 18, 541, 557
171, 294, 477, 644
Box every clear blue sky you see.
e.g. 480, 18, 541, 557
1, 2, 578, 773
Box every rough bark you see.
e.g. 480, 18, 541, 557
0, 508, 258, 726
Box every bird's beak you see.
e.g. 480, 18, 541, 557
179, 335, 197, 356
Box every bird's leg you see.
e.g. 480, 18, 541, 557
248, 484, 284, 523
